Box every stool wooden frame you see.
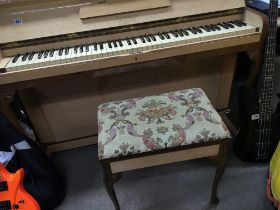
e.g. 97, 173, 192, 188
101, 139, 230, 210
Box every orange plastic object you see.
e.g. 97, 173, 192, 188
0, 163, 40, 210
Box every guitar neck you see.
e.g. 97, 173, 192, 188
256, 0, 278, 161
259, 0, 278, 120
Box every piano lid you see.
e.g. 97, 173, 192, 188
0, 0, 245, 44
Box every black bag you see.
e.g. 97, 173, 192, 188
0, 112, 65, 210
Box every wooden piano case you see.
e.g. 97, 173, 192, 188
0, 0, 268, 153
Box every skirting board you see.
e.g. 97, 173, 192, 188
47, 135, 98, 154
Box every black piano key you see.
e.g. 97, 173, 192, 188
171, 31, 178, 37
196, 28, 203, 33
74, 46, 78, 53
159, 34, 165, 40
43, 50, 49, 58
193, 28, 199, 34
201, 26, 211, 32
140, 37, 146, 43
118, 41, 123, 47
225, 22, 235, 28
239, 21, 247, 26
28, 52, 35, 60
79, 46, 83, 53
37, 51, 43, 59
58, 48, 63, 56
108, 42, 112, 48
230, 21, 241, 27
150, 35, 156, 41
22, 53, 29, 61
188, 28, 197, 34
209, 25, 216, 31
177, 31, 184, 37
218, 23, 229, 29
132, 38, 137, 44
163, 33, 170, 39
146, 36, 151, 42
213, 25, 221, 31
94, 43, 98, 51
12, 54, 20, 63
182, 30, 189, 36
65, 48, 70, 55
209, 24, 219, 31
100, 43, 104, 50
193, 28, 200, 33
85, 45, 89, 52
127, 39, 132, 45
113, 41, 118, 48
49, 50, 54, 57
234, 20, 247, 26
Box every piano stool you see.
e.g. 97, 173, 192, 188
98, 88, 231, 210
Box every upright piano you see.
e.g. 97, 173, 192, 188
0, 0, 267, 152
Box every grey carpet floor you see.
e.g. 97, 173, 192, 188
51, 57, 280, 210
52, 144, 274, 210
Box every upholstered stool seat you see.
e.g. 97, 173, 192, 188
98, 88, 230, 160
98, 88, 231, 210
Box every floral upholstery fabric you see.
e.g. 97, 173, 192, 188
98, 88, 231, 160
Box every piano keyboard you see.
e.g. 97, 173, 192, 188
5, 21, 257, 72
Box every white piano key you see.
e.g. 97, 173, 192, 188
125, 40, 134, 53
75, 48, 83, 61
44, 52, 52, 66
65, 48, 74, 63
96, 44, 103, 58
96, 44, 104, 58
156, 34, 169, 48
175, 32, 188, 44
85, 46, 92, 60
49, 50, 58, 65
238, 24, 256, 35
30, 53, 41, 68
18, 55, 30, 70
25, 55, 35, 69
88, 45, 96, 59
53, 50, 62, 64
185, 31, 199, 43
199, 28, 217, 41
134, 38, 144, 52
164, 34, 176, 47
121, 40, 130, 54
224, 27, 238, 37
79, 47, 88, 61
5, 58, 18, 72
148, 36, 159, 49
104, 43, 113, 56
144, 36, 155, 50
111, 42, 121, 55
119, 40, 128, 53
130, 39, 139, 53
115, 42, 123, 55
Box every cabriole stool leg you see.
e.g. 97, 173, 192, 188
210, 141, 229, 204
